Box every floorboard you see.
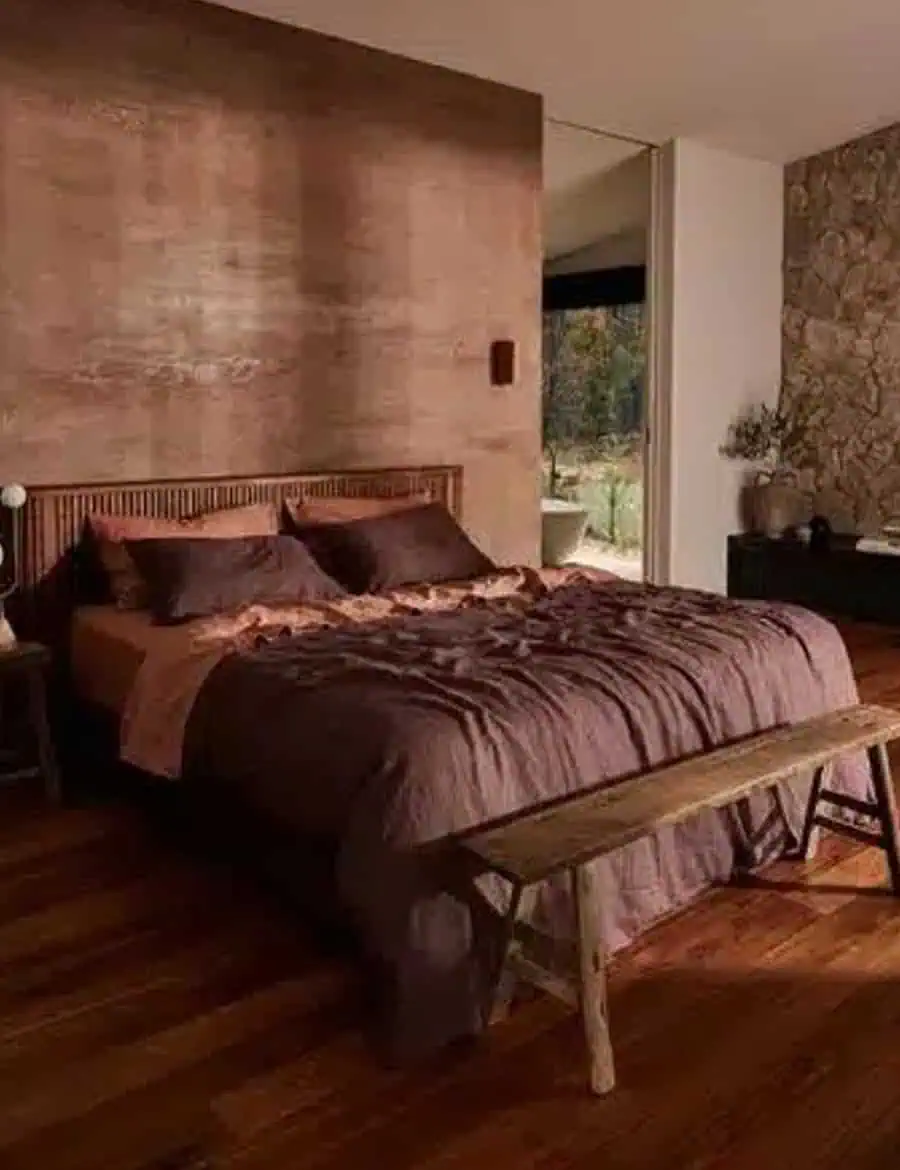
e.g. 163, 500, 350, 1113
3, 621, 900, 1169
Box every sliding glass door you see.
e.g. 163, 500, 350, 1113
541, 270, 646, 578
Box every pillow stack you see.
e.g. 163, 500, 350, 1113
87, 502, 280, 609
84, 493, 496, 623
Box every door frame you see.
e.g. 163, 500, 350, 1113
542, 145, 670, 583
643, 143, 672, 585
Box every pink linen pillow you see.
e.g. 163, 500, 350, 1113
283, 492, 432, 528
88, 502, 279, 609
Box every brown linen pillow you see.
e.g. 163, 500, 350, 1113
88, 503, 280, 609
283, 492, 431, 527
291, 502, 495, 594
125, 534, 347, 623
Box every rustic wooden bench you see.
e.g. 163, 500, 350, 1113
458, 704, 900, 1096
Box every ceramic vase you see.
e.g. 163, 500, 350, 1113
752, 475, 799, 538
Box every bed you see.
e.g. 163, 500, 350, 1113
19, 467, 868, 1063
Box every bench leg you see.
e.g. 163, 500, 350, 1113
797, 765, 826, 861
868, 743, 900, 897
571, 864, 616, 1096
769, 783, 798, 854
485, 880, 524, 1026
792, 746, 900, 896
488, 883, 540, 1024
739, 785, 799, 861
489, 966, 517, 1026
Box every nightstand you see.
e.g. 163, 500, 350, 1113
727, 533, 900, 624
0, 642, 60, 802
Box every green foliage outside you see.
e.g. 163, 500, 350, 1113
542, 304, 645, 551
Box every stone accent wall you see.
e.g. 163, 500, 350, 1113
783, 122, 900, 533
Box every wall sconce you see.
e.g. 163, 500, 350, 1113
490, 339, 516, 387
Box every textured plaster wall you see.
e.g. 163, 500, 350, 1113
0, 0, 542, 564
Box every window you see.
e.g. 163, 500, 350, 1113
541, 269, 645, 578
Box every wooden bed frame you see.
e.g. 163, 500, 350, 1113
17, 464, 462, 647
18, 464, 463, 935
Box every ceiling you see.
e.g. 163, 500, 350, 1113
543, 125, 642, 195
208, 0, 900, 162
543, 128, 649, 262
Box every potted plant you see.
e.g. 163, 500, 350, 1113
720, 402, 801, 537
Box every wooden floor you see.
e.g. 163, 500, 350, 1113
4, 622, 900, 1170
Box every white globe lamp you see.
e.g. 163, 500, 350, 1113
0, 483, 26, 650
1, 483, 27, 510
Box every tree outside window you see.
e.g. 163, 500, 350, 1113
542, 303, 645, 553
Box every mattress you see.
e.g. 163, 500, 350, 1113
71, 606, 195, 713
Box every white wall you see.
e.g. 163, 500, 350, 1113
544, 151, 651, 262
543, 226, 645, 275
652, 139, 783, 593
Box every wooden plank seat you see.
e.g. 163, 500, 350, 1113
458, 704, 900, 1096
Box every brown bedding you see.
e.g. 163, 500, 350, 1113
126, 534, 346, 622
286, 501, 496, 593
71, 605, 197, 713
117, 568, 867, 1061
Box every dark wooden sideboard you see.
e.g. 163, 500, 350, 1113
727, 534, 900, 625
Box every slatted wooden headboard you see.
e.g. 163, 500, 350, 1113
18, 464, 462, 644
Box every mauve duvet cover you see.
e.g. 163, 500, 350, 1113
121, 571, 866, 1061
